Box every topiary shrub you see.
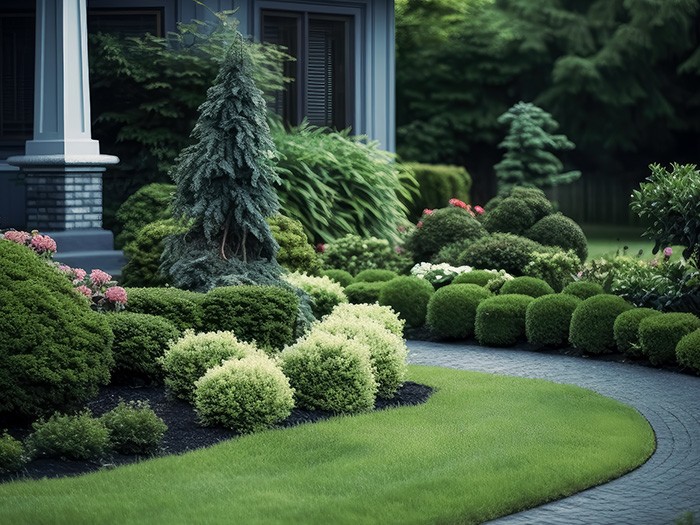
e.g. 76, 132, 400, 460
27, 411, 110, 460
379, 276, 435, 328
569, 294, 633, 354
201, 286, 299, 350
639, 313, 700, 366
431, 238, 476, 265
326, 303, 405, 337
406, 207, 487, 262
401, 163, 472, 220
322, 234, 409, 275
106, 312, 180, 384
124, 287, 204, 333
0, 432, 26, 474
525, 294, 581, 347
284, 273, 347, 319
345, 282, 386, 305
475, 294, 534, 346
458, 233, 550, 276
426, 284, 492, 340
0, 240, 114, 418
482, 197, 536, 235
268, 214, 321, 274
354, 269, 400, 283
453, 270, 500, 287
500, 276, 555, 298
676, 329, 700, 373
321, 269, 354, 288
508, 187, 554, 222
101, 400, 168, 455
160, 330, 259, 402
526, 213, 588, 262
613, 308, 663, 357
562, 281, 605, 300
115, 183, 175, 249
194, 354, 294, 433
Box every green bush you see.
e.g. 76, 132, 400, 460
194, 354, 294, 433
322, 234, 410, 275
458, 233, 550, 276
401, 163, 472, 219
379, 276, 435, 328
124, 287, 204, 332
321, 269, 354, 288
500, 276, 555, 298
569, 295, 633, 354
613, 308, 662, 357
453, 270, 500, 287
201, 286, 299, 350
268, 214, 321, 275
160, 330, 259, 402
508, 187, 554, 222
523, 250, 581, 292
284, 273, 347, 319
0, 240, 114, 418
115, 183, 175, 249
279, 331, 377, 413
101, 401, 168, 455
106, 312, 180, 383
427, 284, 493, 339
482, 197, 536, 235
527, 213, 588, 262
676, 329, 700, 373
562, 281, 605, 300
354, 269, 400, 283
0, 432, 26, 474
326, 303, 405, 337
407, 207, 487, 262
27, 411, 110, 460
639, 313, 700, 366
525, 294, 581, 347
475, 295, 534, 346
345, 282, 386, 305
431, 238, 476, 265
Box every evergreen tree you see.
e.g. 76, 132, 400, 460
494, 102, 581, 192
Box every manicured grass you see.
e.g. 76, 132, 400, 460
0, 365, 654, 525
583, 224, 681, 260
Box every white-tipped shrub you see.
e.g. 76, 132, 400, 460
284, 272, 347, 318
325, 303, 405, 336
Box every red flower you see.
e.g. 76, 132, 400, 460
448, 198, 468, 210
315, 243, 326, 253
474, 205, 485, 215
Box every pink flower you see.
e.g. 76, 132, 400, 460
449, 198, 468, 210
416, 221, 424, 229
474, 205, 485, 215
90, 269, 112, 287
58, 264, 72, 274
422, 209, 435, 216
663, 247, 673, 258
73, 268, 87, 281
75, 285, 93, 299
30, 234, 57, 255
3, 230, 31, 244
315, 243, 326, 253
104, 286, 128, 305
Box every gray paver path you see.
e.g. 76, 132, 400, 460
408, 340, 700, 525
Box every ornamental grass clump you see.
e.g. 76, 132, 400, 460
344, 282, 386, 305
101, 401, 167, 455
27, 411, 110, 461
0, 432, 27, 474
379, 276, 435, 328
613, 308, 662, 357
427, 284, 493, 340
562, 281, 605, 300
569, 295, 633, 354
676, 329, 700, 373
525, 294, 581, 348
638, 313, 700, 366
475, 294, 534, 346
284, 272, 347, 319
499, 276, 554, 298
326, 303, 405, 337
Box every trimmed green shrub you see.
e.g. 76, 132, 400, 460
613, 308, 662, 357
194, 354, 294, 432
525, 294, 582, 347
482, 197, 536, 235
527, 213, 588, 262
326, 303, 405, 337
322, 234, 410, 275
401, 163, 472, 219
280, 331, 377, 413
458, 233, 550, 276
379, 276, 435, 328
569, 295, 633, 354
508, 187, 554, 222
268, 214, 321, 275
106, 312, 180, 383
0, 432, 26, 474
431, 238, 475, 265
676, 329, 700, 373
284, 273, 347, 319
345, 282, 386, 305
125, 287, 204, 333
101, 401, 167, 455
27, 411, 110, 460
523, 250, 581, 292
160, 330, 259, 402
562, 281, 605, 300
407, 206, 487, 262
427, 284, 493, 339
0, 240, 114, 418
500, 276, 555, 298
639, 313, 700, 366
475, 294, 534, 346
201, 286, 299, 350
115, 183, 174, 249
453, 270, 499, 287
321, 269, 354, 288
354, 269, 400, 283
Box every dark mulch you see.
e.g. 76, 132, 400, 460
0, 381, 433, 484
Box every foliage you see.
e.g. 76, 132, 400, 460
401, 163, 472, 220
354, 269, 400, 283
523, 250, 581, 292
500, 276, 555, 298
124, 287, 204, 332
268, 215, 320, 275
475, 294, 534, 346
321, 269, 355, 288
569, 295, 633, 354
453, 269, 501, 287
326, 303, 405, 337
613, 308, 662, 358
106, 312, 180, 384
194, 354, 294, 432
427, 284, 492, 340
407, 207, 487, 262
101, 401, 168, 455
379, 277, 435, 328
482, 197, 536, 235
561, 281, 605, 300
322, 234, 410, 275
114, 183, 174, 249
638, 313, 700, 366
458, 233, 551, 276
27, 411, 110, 460
344, 282, 386, 305
525, 294, 581, 348
431, 239, 477, 265
284, 273, 347, 319
0, 432, 26, 474
0, 240, 114, 418
676, 329, 700, 373
527, 213, 588, 262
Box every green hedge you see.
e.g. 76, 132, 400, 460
401, 163, 472, 220
639, 313, 700, 366
569, 295, 632, 354
500, 276, 555, 298
379, 276, 435, 328
345, 282, 386, 305
527, 213, 588, 262
562, 281, 605, 300
676, 329, 700, 373
125, 287, 204, 332
613, 308, 662, 357
475, 294, 533, 346
407, 207, 486, 263
427, 284, 492, 339
115, 183, 174, 249
458, 233, 550, 276
526, 294, 581, 347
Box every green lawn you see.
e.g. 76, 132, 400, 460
0, 365, 654, 525
583, 224, 681, 260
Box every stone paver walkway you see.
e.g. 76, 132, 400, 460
408, 340, 700, 525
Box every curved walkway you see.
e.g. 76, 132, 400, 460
408, 341, 700, 525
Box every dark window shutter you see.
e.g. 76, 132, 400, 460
87, 10, 163, 37
307, 26, 335, 127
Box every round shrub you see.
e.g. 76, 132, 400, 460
27, 411, 110, 460
0, 432, 26, 474
101, 400, 168, 455
475, 294, 534, 346
458, 233, 550, 276
569, 295, 633, 354
354, 269, 399, 283
322, 234, 408, 275
427, 284, 493, 339
482, 197, 536, 235
639, 313, 700, 366
562, 281, 605, 300
194, 354, 294, 433
106, 312, 180, 383
406, 207, 487, 262
125, 287, 204, 332
268, 214, 321, 274
453, 270, 499, 287
378, 276, 435, 328
280, 331, 377, 413
0, 240, 114, 418
527, 213, 588, 262
322, 269, 354, 288
160, 330, 259, 402
500, 276, 555, 298
525, 294, 582, 347
326, 303, 405, 337
509, 187, 554, 222
431, 238, 475, 265
345, 282, 386, 305
115, 183, 174, 249
523, 250, 581, 292
676, 329, 700, 373
613, 308, 662, 357
284, 272, 347, 319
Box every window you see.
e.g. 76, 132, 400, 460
262, 10, 353, 131
0, 11, 34, 143
87, 9, 163, 37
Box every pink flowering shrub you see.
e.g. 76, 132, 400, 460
1, 230, 56, 258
